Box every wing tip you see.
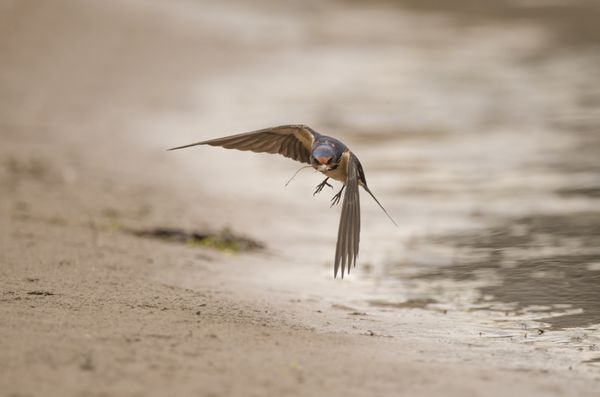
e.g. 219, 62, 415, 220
168, 142, 206, 151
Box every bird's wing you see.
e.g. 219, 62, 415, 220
168, 124, 319, 164
334, 152, 361, 278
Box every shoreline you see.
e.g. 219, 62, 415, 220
1, 0, 598, 395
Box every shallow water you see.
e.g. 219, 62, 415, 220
386, 212, 600, 328
314, 0, 600, 366
143, 0, 600, 368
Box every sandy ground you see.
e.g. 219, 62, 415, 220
1, 1, 599, 396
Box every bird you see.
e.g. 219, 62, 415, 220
169, 124, 397, 278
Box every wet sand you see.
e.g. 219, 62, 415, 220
1, 0, 599, 396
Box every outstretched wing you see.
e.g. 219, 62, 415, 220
169, 124, 320, 164
334, 152, 361, 278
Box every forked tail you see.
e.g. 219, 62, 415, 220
361, 184, 399, 227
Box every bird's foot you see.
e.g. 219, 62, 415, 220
330, 185, 345, 207
313, 178, 332, 196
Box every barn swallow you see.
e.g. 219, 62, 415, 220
169, 124, 397, 278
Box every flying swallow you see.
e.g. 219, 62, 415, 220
169, 124, 397, 278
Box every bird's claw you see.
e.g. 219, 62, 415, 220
313, 179, 333, 196
330, 191, 343, 207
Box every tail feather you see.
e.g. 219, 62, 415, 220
361, 184, 398, 228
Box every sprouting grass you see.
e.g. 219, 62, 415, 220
130, 226, 264, 253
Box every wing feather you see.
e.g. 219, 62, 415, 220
282, 138, 293, 159
168, 124, 319, 164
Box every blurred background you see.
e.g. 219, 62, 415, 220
1, 0, 599, 357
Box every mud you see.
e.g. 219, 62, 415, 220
1, 0, 599, 396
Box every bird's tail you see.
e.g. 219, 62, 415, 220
361, 184, 399, 227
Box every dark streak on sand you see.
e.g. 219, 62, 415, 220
129, 227, 264, 253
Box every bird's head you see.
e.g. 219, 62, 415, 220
310, 144, 341, 172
